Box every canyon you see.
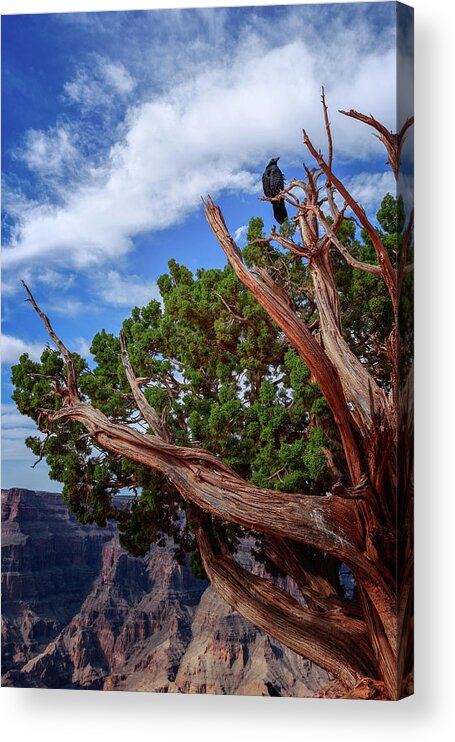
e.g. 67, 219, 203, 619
2, 488, 331, 695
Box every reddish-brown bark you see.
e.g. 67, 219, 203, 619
23, 103, 413, 700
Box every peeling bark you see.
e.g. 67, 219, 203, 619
195, 520, 377, 689
21, 104, 413, 700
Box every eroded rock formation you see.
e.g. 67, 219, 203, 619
1, 488, 330, 695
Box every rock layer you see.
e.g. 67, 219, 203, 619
1, 488, 330, 695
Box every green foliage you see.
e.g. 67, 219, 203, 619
332, 193, 406, 385
189, 549, 207, 580
11, 195, 403, 573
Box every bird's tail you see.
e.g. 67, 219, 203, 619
273, 199, 288, 225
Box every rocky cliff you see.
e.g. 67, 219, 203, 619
1, 488, 330, 695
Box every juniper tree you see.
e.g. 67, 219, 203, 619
12, 98, 413, 699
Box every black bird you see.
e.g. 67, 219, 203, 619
265, 681, 281, 697
262, 157, 288, 225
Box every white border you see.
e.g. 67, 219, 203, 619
1, 1, 454, 740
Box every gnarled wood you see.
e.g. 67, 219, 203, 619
203, 196, 364, 485
195, 519, 377, 689
302, 130, 398, 314
20, 101, 413, 700
339, 109, 414, 179
120, 329, 173, 443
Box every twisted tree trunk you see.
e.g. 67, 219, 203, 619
23, 101, 413, 699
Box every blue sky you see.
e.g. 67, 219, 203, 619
1, 2, 405, 490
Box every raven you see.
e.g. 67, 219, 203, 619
262, 157, 288, 224
265, 681, 281, 697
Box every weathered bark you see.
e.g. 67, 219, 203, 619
309, 250, 390, 434
26, 293, 398, 696
264, 535, 362, 617
194, 519, 377, 689
200, 106, 413, 698
119, 329, 173, 443
302, 131, 398, 315
203, 197, 400, 697
22, 103, 413, 700
202, 197, 364, 485
339, 108, 414, 179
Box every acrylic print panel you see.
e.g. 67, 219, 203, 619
1, 2, 414, 700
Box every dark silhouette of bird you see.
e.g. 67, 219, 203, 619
262, 157, 288, 225
265, 681, 281, 697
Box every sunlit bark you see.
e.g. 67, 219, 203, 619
23, 102, 413, 700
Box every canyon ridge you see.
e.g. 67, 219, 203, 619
2, 487, 332, 696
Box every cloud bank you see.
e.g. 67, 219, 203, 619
3, 8, 397, 277
1, 335, 46, 364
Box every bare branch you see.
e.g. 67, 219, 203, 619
264, 534, 362, 617
269, 226, 308, 256
31, 430, 51, 468
22, 281, 80, 405
339, 109, 414, 178
119, 330, 173, 443
302, 131, 397, 311
321, 86, 333, 177
20, 97, 413, 697
332, 474, 373, 500
203, 195, 364, 484
308, 202, 382, 276
214, 292, 260, 335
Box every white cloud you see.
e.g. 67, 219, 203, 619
63, 56, 136, 110
344, 171, 396, 213
33, 268, 76, 290
1, 414, 32, 428
72, 337, 92, 357
1, 335, 46, 365
19, 126, 79, 176
233, 225, 248, 245
46, 297, 95, 316
1, 404, 41, 462
1, 404, 36, 429
2, 426, 37, 440
101, 61, 136, 95
1, 332, 97, 368
1, 437, 35, 462
3, 23, 396, 275
1, 275, 23, 297
97, 271, 161, 308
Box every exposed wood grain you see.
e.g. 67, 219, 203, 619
21, 101, 414, 699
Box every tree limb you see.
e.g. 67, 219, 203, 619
264, 534, 362, 618
194, 518, 377, 689
321, 86, 333, 176
203, 196, 364, 484
308, 202, 382, 276
302, 131, 397, 311
22, 281, 79, 405
214, 292, 260, 335
120, 329, 173, 443
339, 109, 414, 179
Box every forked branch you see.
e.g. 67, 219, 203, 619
302, 131, 397, 311
22, 281, 79, 405
22, 281, 399, 649
307, 202, 382, 276
120, 329, 173, 443
203, 196, 364, 484
194, 518, 377, 689
339, 109, 414, 179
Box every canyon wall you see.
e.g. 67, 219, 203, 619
1, 488, 330, 696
